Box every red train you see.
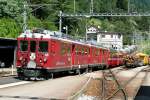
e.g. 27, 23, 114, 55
108, 49, 124, 67
16, 29, 123, 79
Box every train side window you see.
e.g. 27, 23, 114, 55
39, 41, 48, 53
85, 48, 88, 55
79, 47, 82, 55
76, 47, 80, 55
93, 48, 95, 56
77, 47, 80, 55
102, 50, 105, 63
96, 49, 99, 56
75, 47, 78, 55
67, 46, 71, 55
61, 43, 71, 56
61, 43, 66, 55
87, 48, 89, 55
20, 40, 28, 51
82, 47, 85, 55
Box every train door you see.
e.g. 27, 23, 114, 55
102, 49, 105, 64
71, 44, 75, 67
29, 40, 37, 58
99, 49, 102, 64
105, 50, 109, 65
49, 40, 57, 68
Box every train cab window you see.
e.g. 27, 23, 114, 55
61, 43, 66, 55
95, 49, 99, 56
39, 41, 48, 52
85, 48, 89, 55
82, 48, 85, 55
67, 46, 71, 55
20, 40, 28, 51
30, 41, 36, 52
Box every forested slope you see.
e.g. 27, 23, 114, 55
0, 0, 150, 45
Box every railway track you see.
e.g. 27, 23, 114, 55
101, 65, 149, 100
67, 73, 93, 100
102, 69, 127, 100
0, 66, 149, 100
66, 66, 130, 100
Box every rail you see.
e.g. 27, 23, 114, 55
67, 75, 92, 100
102, 65, 149, 100
102, 69, 127, 100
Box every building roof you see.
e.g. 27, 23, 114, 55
98, 31, 122, 35
87, 25, 101, 34
87, 25, 122, 35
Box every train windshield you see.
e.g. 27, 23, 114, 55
30, 41, 36, 52
20, 40, 28, 51
39, 41, 48, 53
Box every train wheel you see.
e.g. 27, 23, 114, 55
26, 77, 31, 81
33, 76, 37, 81
18, 75, 25, 80
89, 68, 92, 72
85, 68, 89, 73
44, 74, 49, 80
51, 73, 54, 79
76, 69, 81, 75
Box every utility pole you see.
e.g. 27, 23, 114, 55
23, 4, 27, 32
85, 16, 90, 41
85, 20, 88, 41
128, 0, 130, 13
66, 26, 68, 35
74, 0, 76, 13
63, 26, 68, 35
59, 11, 62, 32
90, 0, 94, 14
23, 3, 57, 32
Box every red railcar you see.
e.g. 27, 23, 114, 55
108, 49, 124, 68
16, 29, 110, 79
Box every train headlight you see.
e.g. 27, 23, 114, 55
40, 59, 42, 63
19, 56, 23, 60
43, 58, 47, 62
30, 53, 36, 60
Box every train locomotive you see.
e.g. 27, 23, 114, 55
16, 29, 115, 79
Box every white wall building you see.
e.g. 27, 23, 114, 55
86, 26, 123, 50
97, 31, 123, 50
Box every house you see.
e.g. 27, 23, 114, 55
86, 25, 100, 41
97, 31, 123, 50
86, 26, 123, 50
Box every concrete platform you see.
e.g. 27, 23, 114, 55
134, 71, 150, 100
135, 86, 150, 100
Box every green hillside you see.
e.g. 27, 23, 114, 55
0, 0, 149, 46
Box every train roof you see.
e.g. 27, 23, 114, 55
18, 29, 109, 50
